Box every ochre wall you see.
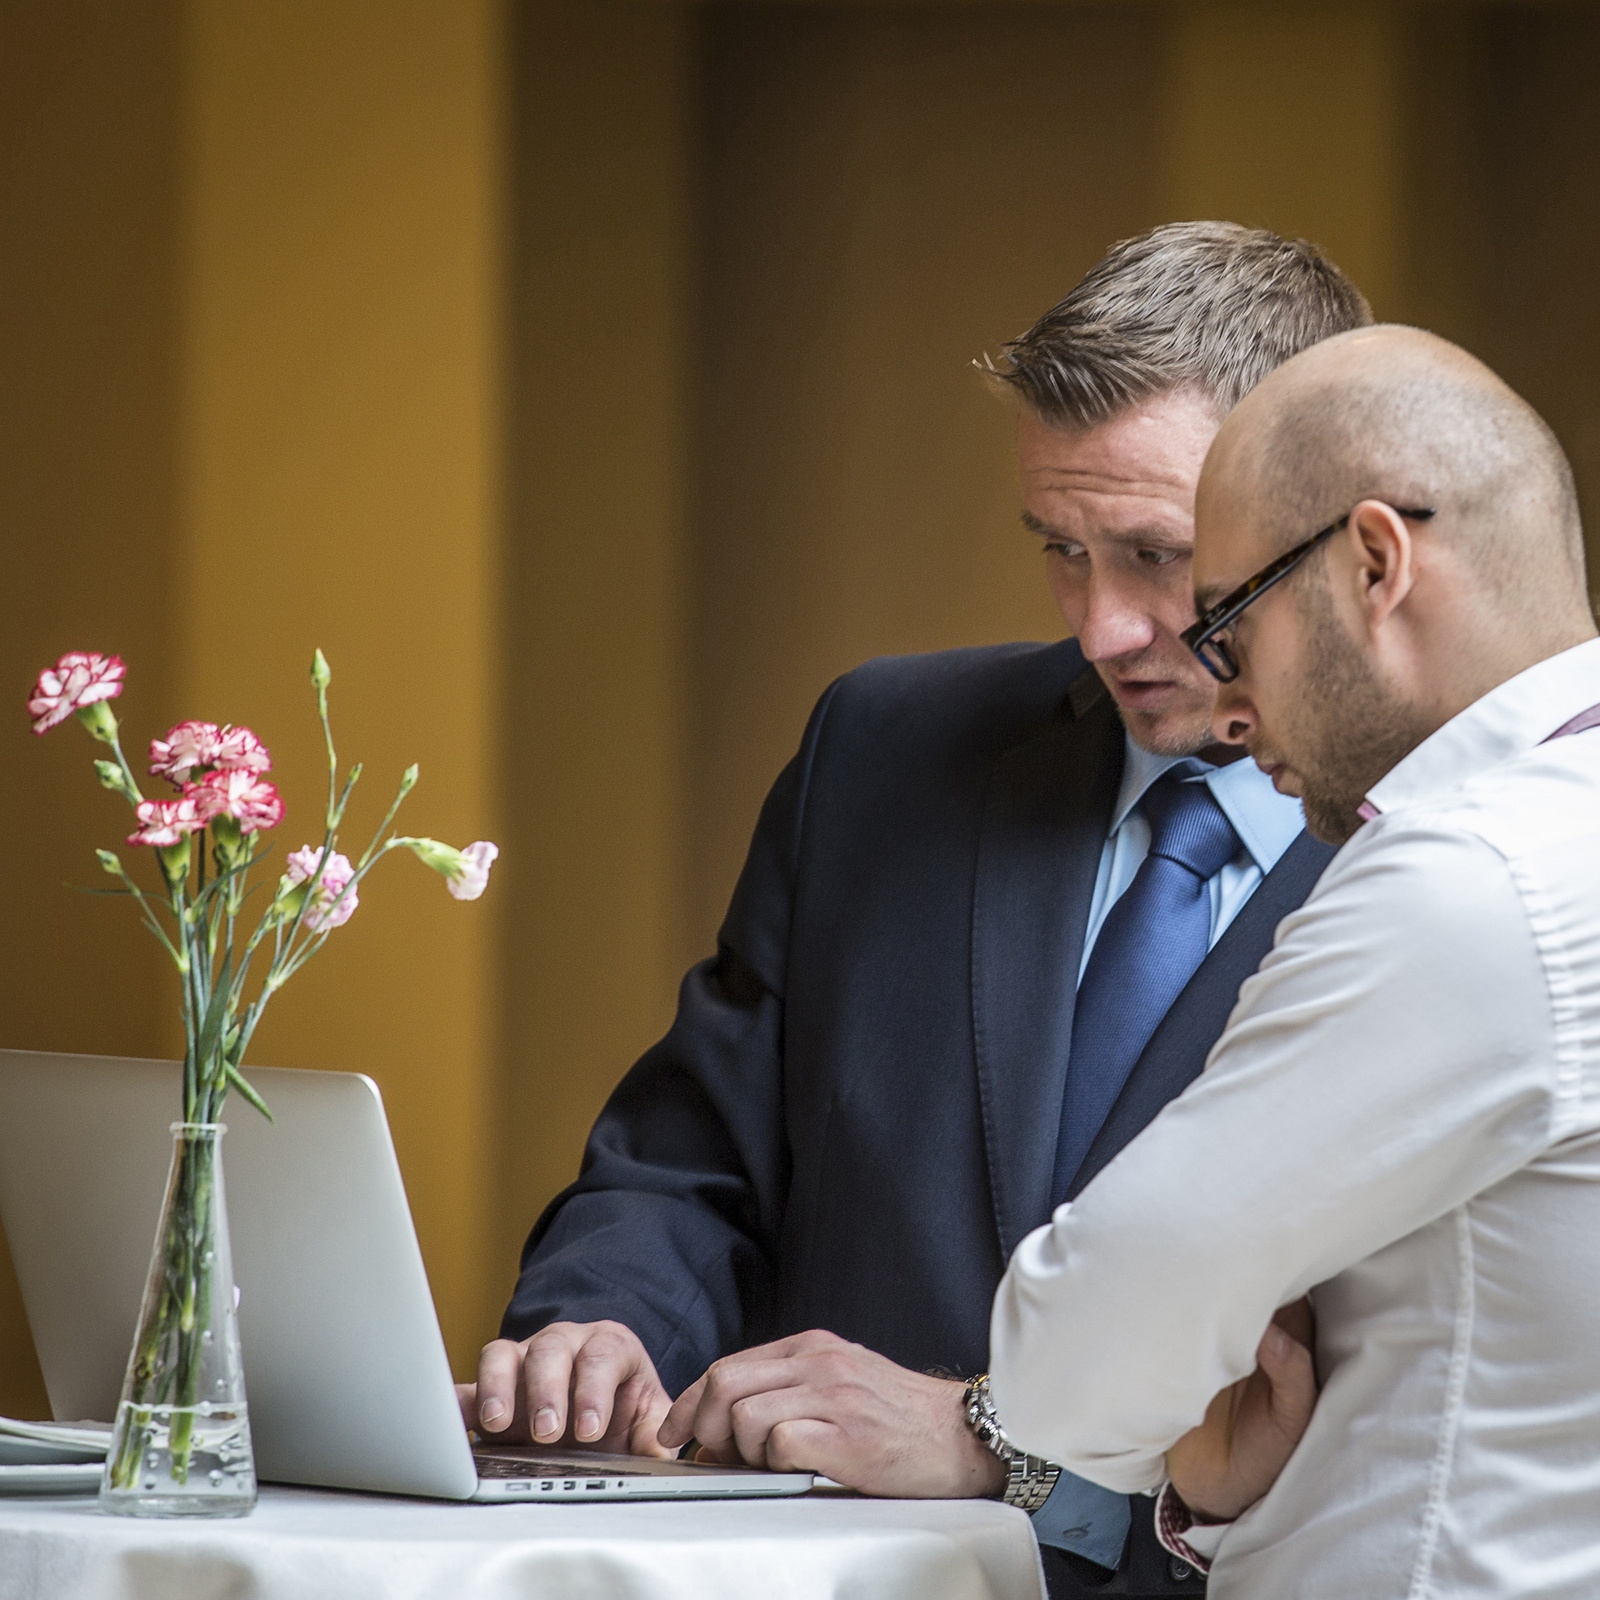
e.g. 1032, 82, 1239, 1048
1159, 2, 1404, 318
0, 0, 186, 1421
1456, 5, 1600, 555
494, 0, 697, 1317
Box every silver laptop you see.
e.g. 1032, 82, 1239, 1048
0, 1049, 813, 1502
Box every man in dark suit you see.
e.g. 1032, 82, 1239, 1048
460, 222, 1367, 1597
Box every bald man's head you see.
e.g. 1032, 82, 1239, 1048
1204, 325, 1586, 623
1192, 327, 1598, 844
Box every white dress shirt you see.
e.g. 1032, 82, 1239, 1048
1080, 737, 1306, 978
990, 638, 1600, 1599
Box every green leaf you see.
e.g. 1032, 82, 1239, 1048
193, 951, 233, 1088
224, 1060, 274, 1123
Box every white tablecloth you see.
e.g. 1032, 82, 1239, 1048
0, 1484, 1046, 1600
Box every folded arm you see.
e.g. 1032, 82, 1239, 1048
990, 825, 1554, 1491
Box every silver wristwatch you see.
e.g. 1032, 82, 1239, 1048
962, 1373, 1062, 1514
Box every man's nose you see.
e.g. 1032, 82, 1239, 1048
1075, 574, 1159, 663
1212, 679, 1256, 746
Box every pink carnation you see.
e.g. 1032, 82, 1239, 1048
213, 724, 271, 773
150, 721, 218, 783
285, 845, 358, 931
150, 721, 271, 785
27, 653, 126, 735
447, 840, 499, 902
127, 796, 205, 848
189, 769, 284, 834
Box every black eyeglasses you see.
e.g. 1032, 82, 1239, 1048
1181, 504, 1436, 682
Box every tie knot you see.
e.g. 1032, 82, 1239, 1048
1140, 773, 1243, 882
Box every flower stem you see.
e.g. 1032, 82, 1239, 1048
104, 731, 145, 807
108, 1131, 218, 1490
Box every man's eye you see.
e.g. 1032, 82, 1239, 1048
1137, 548, 1185, 568
1043, 541, 1086, 561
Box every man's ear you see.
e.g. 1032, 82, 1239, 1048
1345, 500, 1416, 634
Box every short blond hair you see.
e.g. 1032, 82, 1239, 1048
988, 221, 1373, 427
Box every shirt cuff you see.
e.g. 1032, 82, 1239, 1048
1154, 1482, 1231, 1573
1028, 1469, 1132, 1571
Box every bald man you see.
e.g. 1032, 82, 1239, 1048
988, 326, 1600, 1597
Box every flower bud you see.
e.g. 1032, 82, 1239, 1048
156, 838, 192, 886
96, 849, 123, 876
311, 649, 332, 693
399, 763, 419, 796
210, 813, 246, 868
94, 759, 135, 799
270, 878, 310, 923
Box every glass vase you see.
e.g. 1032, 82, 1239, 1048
100, 1122, 257, 1517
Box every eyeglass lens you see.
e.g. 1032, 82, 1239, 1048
1197, 632, 1238, 683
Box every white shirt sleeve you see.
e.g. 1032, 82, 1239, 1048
988, 820, 1561, 1492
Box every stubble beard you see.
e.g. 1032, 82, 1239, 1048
1120, 700, 1220, 757
1098, 662, 1220, 759
1286, 583, 1432, 845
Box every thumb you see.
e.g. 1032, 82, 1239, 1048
629, 1396, 678, 1459
1257, 1322, 1317, 1438
658, 1375, 707, 1449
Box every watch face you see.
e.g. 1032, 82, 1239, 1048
963, 1375, 1020, 1464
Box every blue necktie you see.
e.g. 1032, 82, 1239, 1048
1051, 772, 1243, 1204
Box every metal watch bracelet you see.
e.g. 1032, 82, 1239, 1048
963, 1373, 1062, 1514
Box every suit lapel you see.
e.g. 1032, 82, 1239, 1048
1063, 827, 1339, 1201
972, 677, 1122, 1260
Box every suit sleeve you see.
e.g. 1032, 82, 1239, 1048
500, 681, 840, 1396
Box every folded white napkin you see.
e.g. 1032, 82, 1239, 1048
0, 1415, 112, 1466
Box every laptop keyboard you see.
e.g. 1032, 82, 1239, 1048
476, 1456, 644, 1480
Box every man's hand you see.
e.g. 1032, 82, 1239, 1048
455, 1320, 674, 1457
1164, 1298, 1318, 1523
657, 1329, 1007, 1498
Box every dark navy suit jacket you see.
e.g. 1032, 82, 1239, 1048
504, 640, 1334, 1582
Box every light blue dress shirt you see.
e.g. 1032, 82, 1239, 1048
1078, 735, 1307, 980
1035, 734, 1304, 1567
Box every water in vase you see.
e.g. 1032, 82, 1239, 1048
102, 1399, 257, 1517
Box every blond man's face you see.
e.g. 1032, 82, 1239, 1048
1019, 391, 1222, 754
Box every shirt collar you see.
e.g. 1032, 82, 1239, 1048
1111, 733, 1306, 875
1363, 637, 1600, 819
